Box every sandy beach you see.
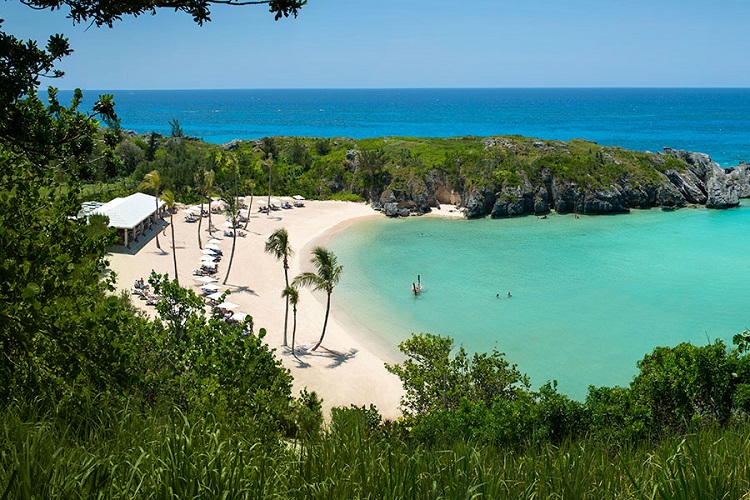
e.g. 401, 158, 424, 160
107, 199, 422, 420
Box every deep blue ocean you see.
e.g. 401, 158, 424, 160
65, 88, 750, 166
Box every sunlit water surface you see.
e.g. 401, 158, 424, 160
328, 203, 750, 399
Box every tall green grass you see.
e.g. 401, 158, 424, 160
2, 404, 750, 499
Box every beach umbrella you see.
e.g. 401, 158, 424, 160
194, 276, 218, 284
256, 199, 267, 204
207, 292, 223, 301
217, 301, 239, 310
201, 262, 217, 269
200, 256, 217, 262
292, 195, 305, 200
207, 239, 222, 245
230, 312, 249, 322
270, 198, 280, 204
200, 248, 220, 255
201, 284, 220, 291
205, 244, 221, 250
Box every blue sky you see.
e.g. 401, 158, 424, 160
4, 0, 750, 89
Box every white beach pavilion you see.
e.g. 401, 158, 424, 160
92, 193, 166, 247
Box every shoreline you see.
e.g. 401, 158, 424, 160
107, 200, 406, 420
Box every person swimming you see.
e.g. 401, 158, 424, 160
507, 291, 512, 298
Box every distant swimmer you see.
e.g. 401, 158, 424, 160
507, 291, 512, 298
496, 293, 500, 298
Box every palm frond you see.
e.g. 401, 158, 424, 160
293, 272, 325, 292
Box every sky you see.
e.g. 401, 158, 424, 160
4, 0, 750, 89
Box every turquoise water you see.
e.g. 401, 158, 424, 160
328, 204, 750, 399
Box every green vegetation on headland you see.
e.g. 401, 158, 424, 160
85, 129, 750, 221
4, 2, 750, 496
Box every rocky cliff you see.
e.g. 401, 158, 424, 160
369, 145, 750, 218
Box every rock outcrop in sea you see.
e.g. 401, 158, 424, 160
367, 145, 750, 218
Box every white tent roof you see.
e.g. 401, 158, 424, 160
230, 312, 249, 322
93, 193, 164, 230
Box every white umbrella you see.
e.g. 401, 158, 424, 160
269, 198, 280, 204
201, 284, 220, 291
205, 244, 221, 250
217, 301, 239, 310
201, 262, 217, 269
230, 312, 249, 322
256, 199, 267, 204
292, 195, 305, 200
207, 239, 222, 244
207, 292, 223, 301
200, 248, 218, 255
200, 256, 217, 262
194, 276, 218, 284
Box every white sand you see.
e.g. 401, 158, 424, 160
107, 200, 410, 420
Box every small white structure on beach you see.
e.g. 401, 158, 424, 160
92, 193, 166, 247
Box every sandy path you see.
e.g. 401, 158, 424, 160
107, 200, 408, 420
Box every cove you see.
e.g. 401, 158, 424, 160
328, 203, 750, 399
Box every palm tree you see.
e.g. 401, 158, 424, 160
139, 169, 162, 250
265, 228, 293, 346
222, 156, 241, 285
293, 247, 343, 351
195, 166, 206, 249
282, 285, 300, 359
205, 169, 215, 235
222, 194, 240, 285
160, 189, 179, 285
243, 178, 256, 230
264, 154, 273, 216
258, 137, 277, 217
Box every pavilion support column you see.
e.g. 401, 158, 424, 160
124, 229, 129, 247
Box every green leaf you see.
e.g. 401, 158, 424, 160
21, 283, 40, 299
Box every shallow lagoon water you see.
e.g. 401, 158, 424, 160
328, 203, 750, 399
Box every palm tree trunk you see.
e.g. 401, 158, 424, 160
282, 266, 289, 346
223, 165, 239, 285
267, 157, 272, 217
243, 191, 253, 230
207, 195, 213, 235
223, 230, 237, 285
154, 197, 161, 249
311, 291, 331, 351
291, 305, 298, 360
198, 195, 204, 249
170, 213, 179, 285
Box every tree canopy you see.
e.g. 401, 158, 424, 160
18, 0, 306, 26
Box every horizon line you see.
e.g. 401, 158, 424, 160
52, 86, 750, 92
